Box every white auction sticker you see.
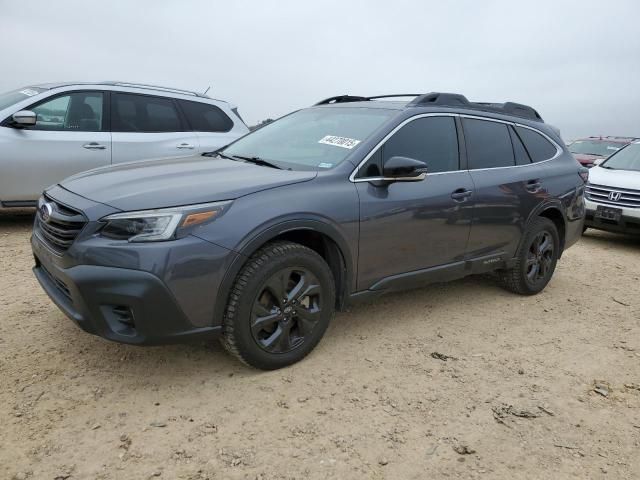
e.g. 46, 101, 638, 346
318, 135, 361, 149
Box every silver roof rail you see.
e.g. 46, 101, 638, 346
100, 81, 209, 98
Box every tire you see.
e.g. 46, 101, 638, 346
498, 217, 560, 295
582, 225, 588, 234
221, 241, 336, 370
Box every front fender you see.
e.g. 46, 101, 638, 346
210, 216, 356, 328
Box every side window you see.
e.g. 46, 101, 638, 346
463, 118, 515, 169
112, 93, 183, 132
179, 100, 233, 132
509, 126, 531, 165
515, 126, 558, 162
31, 92, 103, 131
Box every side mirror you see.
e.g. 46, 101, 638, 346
12, 110, 37, 127
592, 158, 604, 166
382, 156, 428, 182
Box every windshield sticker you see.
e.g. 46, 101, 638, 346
19, 88, 39, 97
318, 135, 361, 149
318, 162, 333, 169
606, 146, 620, 150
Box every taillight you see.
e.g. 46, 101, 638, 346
578, 167, 589, 183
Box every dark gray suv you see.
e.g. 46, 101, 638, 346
31, 92, 586, 370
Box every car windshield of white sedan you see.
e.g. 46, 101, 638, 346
221, 108, 394, 170
602, 142, 640, 171
0, 87, 46, 111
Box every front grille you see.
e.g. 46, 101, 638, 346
585, 183, 640, 209
35, 195, 87, 254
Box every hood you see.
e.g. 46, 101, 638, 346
588, 165, 640, 189
60, 155, 317, 211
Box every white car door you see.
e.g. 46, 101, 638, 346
0, 91, 111, 203
110, 92, 199, 164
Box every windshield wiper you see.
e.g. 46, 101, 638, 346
231, 154, 282, 170
202, 150, 232, 159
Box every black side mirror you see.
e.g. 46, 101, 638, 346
382, 156, 428, 182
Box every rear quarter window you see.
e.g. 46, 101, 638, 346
515, 126, 558, 162
179, 100, 233, 133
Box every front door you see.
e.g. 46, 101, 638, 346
356, 115, 475, 290
0, 91, 110, 202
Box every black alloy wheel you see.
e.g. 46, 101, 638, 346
250, 267, 323, 354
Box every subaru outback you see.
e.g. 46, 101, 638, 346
31, 92, 586, 370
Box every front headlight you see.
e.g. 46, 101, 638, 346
100, 201, 232, 242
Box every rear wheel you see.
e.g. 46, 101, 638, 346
221, 241, 335, 370
498, 217, 560, 295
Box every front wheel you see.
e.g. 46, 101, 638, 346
498, 217, 560, 295
221, 241, 335, 370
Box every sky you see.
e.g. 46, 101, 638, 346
0, 0, 638, 140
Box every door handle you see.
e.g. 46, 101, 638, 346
451, 188, 473, 201
83, 142, 106, 150
176, 143, 195, 149
526, 179, 542, 192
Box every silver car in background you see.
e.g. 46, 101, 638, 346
0, 82, 249, 207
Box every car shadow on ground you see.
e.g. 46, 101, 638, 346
582, 228, 640, 250
0, 208, 35, 227
49, 274, 494, 378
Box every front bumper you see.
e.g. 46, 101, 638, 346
32, 228, 238, 345
585, 198, 640, 235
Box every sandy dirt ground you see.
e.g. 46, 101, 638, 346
1, 209, 639, 480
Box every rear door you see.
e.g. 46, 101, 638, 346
463, 116, 550, 260
177, 99, 241, 152
0, 90, 110, 202
110, 92, 199, 164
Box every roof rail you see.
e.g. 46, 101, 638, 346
314, 92, 544, 122
100, 81, 208, 98
314, 94, 422, 106
314, 95, 370, 105
408, 92, 543, 122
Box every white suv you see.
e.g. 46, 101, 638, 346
0, 82, 249, 207
585, 140, 640, 235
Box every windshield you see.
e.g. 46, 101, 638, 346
601, 142, 640, 171
568, 139, 623, 157
221, 107, 395, 170
0, 87, 46, 111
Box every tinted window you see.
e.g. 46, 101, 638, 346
112, 93, 183, 132
30, 92, 103, 131
515, 126, 557, 162
463, 118, 514, 169
179, 100, 233, 132
509, 126, 531, 165
382, 116, 459, 174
